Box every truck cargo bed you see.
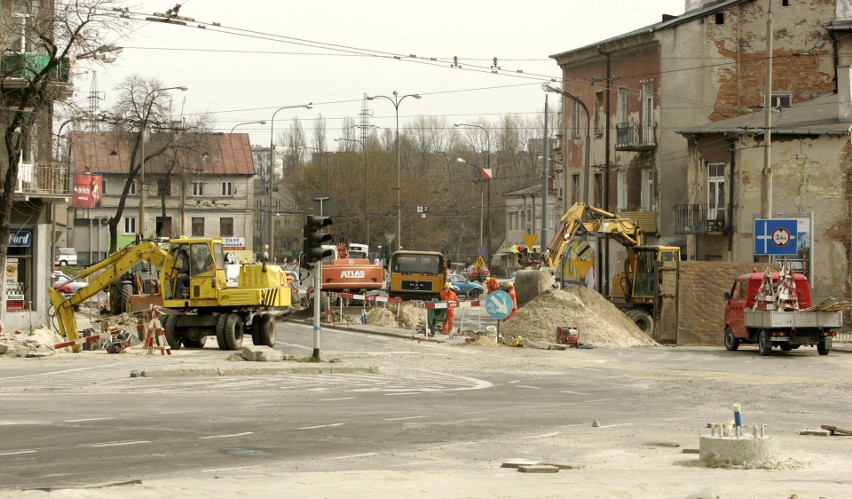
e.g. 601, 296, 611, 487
744, 309, 843, 329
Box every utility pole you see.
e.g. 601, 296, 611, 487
541, 96, 549, 256
761, 0, 773, 220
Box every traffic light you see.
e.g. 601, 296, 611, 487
517, 246, 526, 266
302, 216, 333, 268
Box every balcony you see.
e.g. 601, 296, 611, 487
10, 163, 71, 202
675, 204, 731, 235
615, 122, 657, 151
2, 53, 70, 82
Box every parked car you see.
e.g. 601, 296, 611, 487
52, 271, 87, 297
465, 266, 491, 282
448, 273, 484, 299
54, 248, 78, 267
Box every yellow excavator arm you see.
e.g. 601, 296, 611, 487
541, 202, 643, 271
49, 241, 170, 346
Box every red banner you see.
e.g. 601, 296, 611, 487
72, 174, 103, 208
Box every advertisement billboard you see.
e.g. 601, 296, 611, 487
72, 173, 103, 208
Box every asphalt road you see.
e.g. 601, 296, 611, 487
1, 321, 851, 495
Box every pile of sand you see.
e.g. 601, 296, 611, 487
365, 307, 397, 327
500, 286, 658, 348
397, 303, 426, 329
0, 326, 67, 357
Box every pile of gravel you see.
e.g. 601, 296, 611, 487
499, 286, 658, 348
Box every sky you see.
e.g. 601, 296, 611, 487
70, 0, 687, 148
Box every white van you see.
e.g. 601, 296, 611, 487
54, 248, 78, 266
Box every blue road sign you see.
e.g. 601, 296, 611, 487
754, 219, 798, 256
485, 290, 513, 320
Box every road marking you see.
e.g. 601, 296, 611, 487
384, 416, 428, 421
508, 380, 521, 384
158, 410, 201, 415
531, 432, 561, 438
298, 423, 345, 430
514, 385, 543, 390
596, 423, 635, 429
584, 398, 611, 403
318, 397, 355, 401
0, 364, 122, 380
561, 390, 590, 395
80, 440, 151, 448
331, 452, 378, 459
0, 449, 37, 456
64, 417, 115, 423
200, 432, 253, 440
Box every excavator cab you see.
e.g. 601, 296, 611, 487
612, 246, 680, 303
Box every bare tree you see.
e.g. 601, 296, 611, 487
0, 0, 130, 305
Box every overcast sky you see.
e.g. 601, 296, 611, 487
71, 0, 687, 147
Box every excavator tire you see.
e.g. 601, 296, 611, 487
514, 269, 555, 307
251, 314, 275, 347
162, 314, 181, 350
215, 314, 229, 350
219, 313, 244, 350
627, 309, 654, 337
121, 282, 133, 314
109, 283, 122, 314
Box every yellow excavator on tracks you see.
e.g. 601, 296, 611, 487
514, 202, 680, 335
48, 237, 291, 351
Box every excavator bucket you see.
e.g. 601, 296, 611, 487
514, 269, 554, 307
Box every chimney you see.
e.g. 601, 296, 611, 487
839, 66, 852, 122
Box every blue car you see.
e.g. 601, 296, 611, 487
448, 273, 484, 299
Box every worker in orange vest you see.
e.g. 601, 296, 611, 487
485, 276, 500, 294
506, 281, 518, 320
439, 282, 458, 334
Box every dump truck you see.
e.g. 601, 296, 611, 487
514, 202, 679, 334
723, 264, 847, 355
388, 249, 449, 301
48, 237, 291, 351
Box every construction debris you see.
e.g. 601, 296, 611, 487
799, 429, 830, 437
821, 425, 852, 436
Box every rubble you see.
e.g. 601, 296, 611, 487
499, 286, 658, 348
0, 325, 68, 357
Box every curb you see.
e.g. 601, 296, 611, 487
130, 365, 379, 378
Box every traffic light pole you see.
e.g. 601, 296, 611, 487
312, 261, 322, 360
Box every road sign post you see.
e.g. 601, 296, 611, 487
485, 290, 513, 343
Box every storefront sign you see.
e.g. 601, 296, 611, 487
72, 173, 103, 208
222, 237, 246, 249
8, 231, 32, 247
5, 258, 18, 286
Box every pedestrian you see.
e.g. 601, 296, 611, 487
258, 244, 270, 263
505, 281, 518, 320
439, 282, 459, 334
175, 250, 190, 298
485, 276, 500, 295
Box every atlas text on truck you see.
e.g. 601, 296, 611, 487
723, 263, 848, 356
48, 237, 291, 351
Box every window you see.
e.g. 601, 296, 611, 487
572, 174, 581, 204
617, 87, 628, 125
191, 218, 204, 236
707, 163, 727, 222
123, 217, 137, 234
128, 179, 137, 195
101, 178, 108, 195
771, 93, 792, 108
617, 169, 628, 211
715, 13, 724, 24
594, 91, 605, 136
641, 82, 655, 145
572, 101, 581, 138
220, 217, 234, 237
594, 173, 603, 207
10, 13, 35, 54
192, 181, 204, 196
221, 182, 233, 197
157, 178, 171, 197
641, 169, 654, 210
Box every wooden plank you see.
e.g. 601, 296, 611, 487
821, 425, 852, 436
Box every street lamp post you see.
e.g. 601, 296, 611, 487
367, 91, 421, 251
334, 137, 370, 250
455, 158, 485, 252
543, 83, 590, 209
139, 86, 187, 240
230, 120, 266, 133
268, 103, 312, 258
454, 123, 492, 258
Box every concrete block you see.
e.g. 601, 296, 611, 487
542, 462, 585, 470
240, 345, 284, 362
501, 458, 542, 469
699, 436, 777, 466
518, 465, 559, 473
0, 343, 7, 354
799, 429, 830, 436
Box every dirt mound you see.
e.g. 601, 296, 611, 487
397, 303, 426, 329
366, 307, 397, 327
499, 286, 658, 348
0, 325, 67, 357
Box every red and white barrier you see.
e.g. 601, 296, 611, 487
54, 334, 101, 350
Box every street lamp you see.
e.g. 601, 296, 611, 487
334, 136, 371, 250
230, 120, 266, 133
268, 103, 313, 257
455, 158, 485, 251
139, 85, 187, 239
367, 91, 421, 251
454, 123, 492, 258
542, 83, 590, 208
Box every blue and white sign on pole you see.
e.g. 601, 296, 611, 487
753, 218, 798, 256
485, 290, 513, 320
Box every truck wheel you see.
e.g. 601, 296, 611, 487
758, 329, 772, 356
215, 315, 229, 350
251, 314, 275, 347
218, 314, 244, 350
817, 340, 830, 355
162, 315, 181, 350
724, 327, 739, 351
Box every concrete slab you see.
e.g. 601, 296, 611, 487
500, 458, 542, 469
517, 465, 559, 473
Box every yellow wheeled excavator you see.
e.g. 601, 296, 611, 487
514, 202, 680, 335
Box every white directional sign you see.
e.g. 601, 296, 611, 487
485, 290, 513, 320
